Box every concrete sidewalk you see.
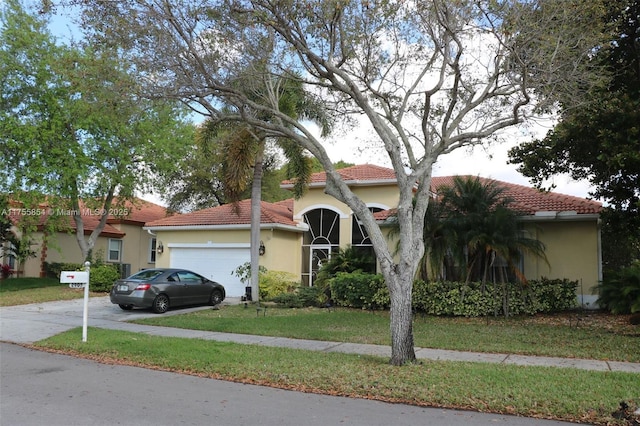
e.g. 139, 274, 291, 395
1, 296, 639, 373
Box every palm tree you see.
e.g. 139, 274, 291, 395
438, 176, 547, 287
389, 176, 547, 289
200, 72, 330, 301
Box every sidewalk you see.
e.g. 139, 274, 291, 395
1, 296, 639, 373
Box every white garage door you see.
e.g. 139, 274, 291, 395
169, 245, 250, 297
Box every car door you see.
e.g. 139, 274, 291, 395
163, 272, 189, 306
176, 271, 209, 305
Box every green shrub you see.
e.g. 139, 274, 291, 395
89, 265, 120, 292
272, 292, 304, 308
314, 246, 376, 297
411, 278, 577, 317
45, 262, 122, 292
232, 262, 267, 285
330, 272, 387, 309
259, 270, 300, 300
324, 271, 578, 316
528, 278, 578, 312
44, 262, 83, 279
296, 285, 326, 307
412, 280, 496, 317
595, 263, 640, 314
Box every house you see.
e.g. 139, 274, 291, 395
146, 164, 603, 305
2, 198, 172, 278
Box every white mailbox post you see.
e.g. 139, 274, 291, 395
60, 261, 91, 342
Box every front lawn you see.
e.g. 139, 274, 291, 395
134, 304, 640, 362
0, 277, 103, 306
35, 327, 640, 426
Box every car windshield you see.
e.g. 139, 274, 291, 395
128, 270, 164, 281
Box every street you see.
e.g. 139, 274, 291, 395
1, 342, 579, 426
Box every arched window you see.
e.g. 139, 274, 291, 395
301, 208, 340, 286
351, 207, 382, 274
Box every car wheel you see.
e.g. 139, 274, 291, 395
152, 294, 169, 314
118, 304, 133, 310
210, 290, 223, 306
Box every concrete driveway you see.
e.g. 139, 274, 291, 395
0, 295, 222, 343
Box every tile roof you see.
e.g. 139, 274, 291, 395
145, 199, 298, 228
7, 197, 172, 237
430, 176, 602, 215
287, 164, 601, 217
144, 166, 601, 228
104, 198, 173, 225
282, 164, 398, 186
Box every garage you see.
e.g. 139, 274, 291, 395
169, 243, 250, 297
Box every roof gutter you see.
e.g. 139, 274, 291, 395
517, 211, 600, 222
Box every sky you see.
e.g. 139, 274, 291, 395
41, 3, 598, 206
311, 114, 597, 201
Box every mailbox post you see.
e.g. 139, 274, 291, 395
60, 261, 91, 342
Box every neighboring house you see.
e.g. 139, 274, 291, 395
3, 198, 172, 278
146, 164, 603, 305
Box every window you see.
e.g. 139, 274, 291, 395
129, 269, 163, 281
301, 208, 341, 286
351, 207, 382, 274
149, 238, 157, 263
108, 239, 122, 262
177, 271, 203, 283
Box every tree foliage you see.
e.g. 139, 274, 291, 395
390, 176, 547, 285
436, 177, 547, 285
0, 0, 194, 260
76, 0, 609, 365
508, 0, 640, 270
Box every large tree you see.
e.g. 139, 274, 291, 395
77, 0, 608, 365
0, 0, 193, 261
508, 0, 640, 268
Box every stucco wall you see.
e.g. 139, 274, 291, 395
109, 223, 156, 271
153, 227, 304, 277
293, 185, 399, 218
18, 223, 156, 278
20, 231, 110, 277
522, 219, 601, 297
261, 229, 303, 276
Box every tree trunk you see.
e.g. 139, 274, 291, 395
387, 270, 417, 365
249, 142, 265, 303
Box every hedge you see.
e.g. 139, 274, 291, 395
411, 278, 578, 317
328, 272, 578, 317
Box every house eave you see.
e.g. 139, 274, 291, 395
144, 223, 308, 233
281, 179, 398, 190
517, 212, 600, 222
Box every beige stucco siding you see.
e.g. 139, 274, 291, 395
21, 231, 112, 277
522, 220, 601, 295
18, 224, 155, 278
261, 229, 303, 276
152, 227, 303, 277
293, 185, 399, 218
110, 223, 156, 270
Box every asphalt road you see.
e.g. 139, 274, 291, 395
1, 343, 579, 426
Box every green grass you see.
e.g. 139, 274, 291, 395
134, 304, 640, 362
35, 327, 640, 425
0, 277, 103, 306
6, 279, 639, 423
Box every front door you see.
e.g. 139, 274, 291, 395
310, 246, 331, 287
